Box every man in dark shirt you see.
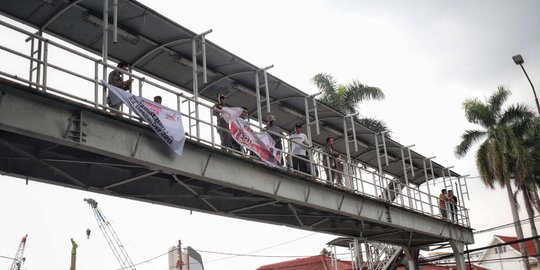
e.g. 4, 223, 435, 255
212, 94, 230, 149
264, 114, 287, 165
448, 190, 458, 222
324, 137, 343, 185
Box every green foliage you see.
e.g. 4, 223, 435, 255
455, 85, 538, 191
311, 73, 389, 135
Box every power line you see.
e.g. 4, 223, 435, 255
474, 215, 540, 234
421, 235, 540, 263
203, 232, 318, 263
0, 254, 15, 261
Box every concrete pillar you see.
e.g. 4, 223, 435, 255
404, 247, 420, 270
450, 240, 467, 270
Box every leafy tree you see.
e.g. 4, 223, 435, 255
455, 86, 536, 269
311, 73, 390, 135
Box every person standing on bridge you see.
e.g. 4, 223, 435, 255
448, 190, 458, 222
212, 94, 231, 149
438, 189, 448, 220
264, 114, 287, 165
290, 122, 311, 174
107, 62, 133, 112
324, 137, 343, 185
153, 95, 162, 104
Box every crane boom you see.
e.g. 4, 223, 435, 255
10, 234, 27, 270
70, 238, 78, 270
84, 198, 136, 270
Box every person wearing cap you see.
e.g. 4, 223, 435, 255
153, 95, 162, 104
264, 114, 287, 164
107, 62, 133, 111
290, 123, 311, 174
212, 94, 231, 149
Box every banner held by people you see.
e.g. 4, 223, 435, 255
221, 107, 282, 167
102, 80, 186, 156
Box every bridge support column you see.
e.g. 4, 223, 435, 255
404, 247, 420, 270
450, 240, 466, 270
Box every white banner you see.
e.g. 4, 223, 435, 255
221, 107, 282, 167
102, 81, 186, 156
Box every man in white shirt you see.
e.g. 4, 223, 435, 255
290, 123, 311, 174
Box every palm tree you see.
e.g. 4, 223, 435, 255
514, 116, 540, 262
455, 86, 535, 270
311, 73, 389, 135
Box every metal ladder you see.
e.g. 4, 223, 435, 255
26, 34, 42, 90
374, 131, 392, 200
400, 145, 415, 208
441, 166, 454, 193
184, 97, 198, 142
189, 30, 212, 139
422, 157, 437, 215
304, 96, 320, 177
255, 65, 273, 128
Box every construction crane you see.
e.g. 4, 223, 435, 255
70, 238, 78, 270
84, 198, 136, 270
10, 234, 27, 270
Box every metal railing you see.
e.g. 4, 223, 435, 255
0, 18, 470, 227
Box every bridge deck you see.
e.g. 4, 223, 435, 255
0, 79, 473, 247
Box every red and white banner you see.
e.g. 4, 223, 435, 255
103, 81, 186, 156
221, 107, 282, 167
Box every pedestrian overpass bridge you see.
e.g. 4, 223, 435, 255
0, 1, 473, 268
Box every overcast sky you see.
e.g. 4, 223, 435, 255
1, 1, 540, 270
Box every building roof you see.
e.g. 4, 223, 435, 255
398, 264, 489, 270
257, 255, 352, 270
495, 235, 537, 257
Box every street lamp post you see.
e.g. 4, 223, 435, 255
512, 54, 540, 115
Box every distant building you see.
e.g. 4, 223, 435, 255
257, 255, 353, 270
477, 235, 539, 270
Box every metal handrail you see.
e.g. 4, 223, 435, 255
0, 19, 470, 227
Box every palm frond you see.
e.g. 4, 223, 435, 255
455, 129, 487, 158
476, 142, 496, 188
345, 80, 385, 104
463, 99, 494, 128
488, 86, 510, 117
358, 117, 390, 135
500, 104, 536, 133
312, 73, 338, 98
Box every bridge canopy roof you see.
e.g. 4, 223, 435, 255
0, 0, 462, 184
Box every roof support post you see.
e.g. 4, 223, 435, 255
255, 65, 273, 128
400, 144, 415, 209
190, 29, 212, 138
374, 131, 389, 176
441, 166, 454, 192
101, 0, 109, 107
422, 156, 436, 215
112, 0, 117, 44
343, 113, 359, 162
